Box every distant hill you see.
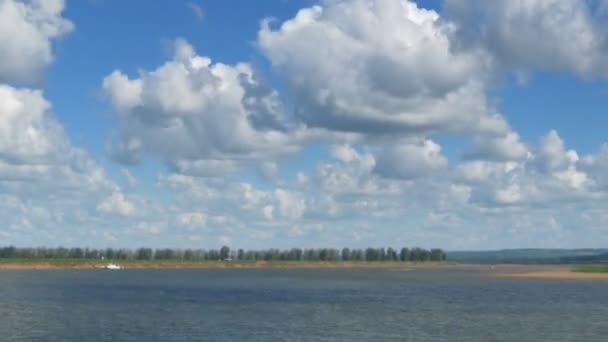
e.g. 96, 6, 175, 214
560, 252, 608, 263
448, 249, 608, 264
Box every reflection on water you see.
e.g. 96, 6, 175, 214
1, 267, 607, 341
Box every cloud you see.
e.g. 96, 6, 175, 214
0, 85, 62, 162
169, 158, 240, 178
135, 127, 608, 249
532, 130, 579, 173
121, 168, 137, 186
373, 138, 448, 179
0, 84, 146, 246
97, 191, 137, 217
0, 1, 156, 246
319, 145, 383, 196
102, 38, 302, 170
0, 0, 73, 84
554, 166, 588, 191
458, 131, 595, 206
106, 137, 142, 165
5, 0, 608, 250
258, 161, 279, 182
257, 0, 508, 137
274, 188, 306, 219
465, 132, 528, 162
177, 211, 207, 226
101, 71, 143, 112
329, 144, 362, 164
444, 0, 608, 77
187, 2, 204, 21
0, 85, 112, 193
581, 143, 608, 190
262, 205, 274, 220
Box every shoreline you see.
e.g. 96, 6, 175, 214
0, 260, 450, 270
485, 264, 608, 280
2, 261, 608, 279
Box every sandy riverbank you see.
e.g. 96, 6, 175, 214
492, 265, 608, 280
3, 261, 607, 279
0, 260, 450, 270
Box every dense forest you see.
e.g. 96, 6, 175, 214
0, 246, 447, 262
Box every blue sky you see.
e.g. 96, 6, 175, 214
46, 0, 321, 186
1, 0, 608, 250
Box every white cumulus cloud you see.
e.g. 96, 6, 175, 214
445, 0, 608, 77
257, 0, 507, 137
374, 138, 448, 179
0, 0, 73, 84
97, 192, 137, 217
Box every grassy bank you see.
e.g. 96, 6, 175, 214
573, 265, 608, 273
0, 259, 449, 270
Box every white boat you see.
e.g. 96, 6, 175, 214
102, 263, 123, 270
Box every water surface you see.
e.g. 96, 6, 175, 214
1, 267, 607, 341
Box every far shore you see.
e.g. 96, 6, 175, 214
3, 260, 608, 280
0, 259, 450, 270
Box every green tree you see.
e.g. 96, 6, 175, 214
387, 247, 398, 261
341, 248, 351, 261
220, 246, 231, 260
136, 248, 153, 260
399, 248, 410, 261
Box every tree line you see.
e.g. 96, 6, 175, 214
0, 246, 447, 262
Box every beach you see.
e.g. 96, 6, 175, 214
0, 259, 449, 270
494, 265, 608, 280
2, 260, 608, 280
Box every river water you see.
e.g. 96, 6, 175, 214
1, 267, 607, 341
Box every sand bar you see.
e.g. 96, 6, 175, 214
493, 265, 608, 280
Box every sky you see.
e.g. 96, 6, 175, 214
1, 0, 608, 250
